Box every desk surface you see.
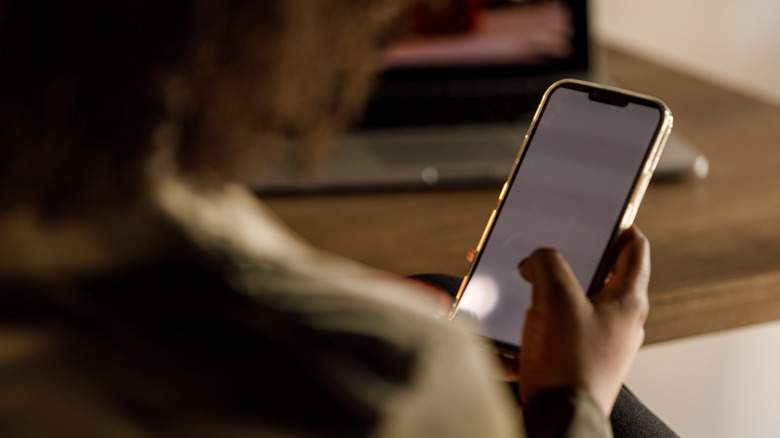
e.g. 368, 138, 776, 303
264, 48, 780, 345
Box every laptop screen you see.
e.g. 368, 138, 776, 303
379, 0, 589, 77
362, 0, 591, 128
384, 0, 588, 70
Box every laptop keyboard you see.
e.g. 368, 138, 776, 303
358, 78, 545, 129
360, 95, 535, 128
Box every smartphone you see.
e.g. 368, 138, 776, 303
449, 79, 672, 355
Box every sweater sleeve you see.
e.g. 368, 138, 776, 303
523, 387, 613, 438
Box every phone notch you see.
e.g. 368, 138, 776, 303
588, 89, 629, 107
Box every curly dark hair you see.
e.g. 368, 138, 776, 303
0, 0, 406, 216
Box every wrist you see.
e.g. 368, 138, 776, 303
522, 386, 612, 437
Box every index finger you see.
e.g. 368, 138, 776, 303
594, 226, 651, 315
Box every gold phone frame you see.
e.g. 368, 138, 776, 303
449, 78, 673, 358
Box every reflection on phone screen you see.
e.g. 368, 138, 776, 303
454, 86, 662, 348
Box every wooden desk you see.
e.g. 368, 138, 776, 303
264, 48, 780, 345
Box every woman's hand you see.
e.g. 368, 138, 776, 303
517, 226, 650, 415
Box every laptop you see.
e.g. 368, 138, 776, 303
250, 0, 707, 193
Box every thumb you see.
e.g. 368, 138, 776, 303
518, 248, 587, 311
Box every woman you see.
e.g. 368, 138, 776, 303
0, 1, 673, 436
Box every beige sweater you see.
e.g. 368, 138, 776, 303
0, 179, 610, 438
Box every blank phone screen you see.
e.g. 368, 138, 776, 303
453, 85, 663, 348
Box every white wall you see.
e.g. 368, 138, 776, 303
626, 321, 780, 438
591, 0, 780, 106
